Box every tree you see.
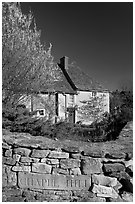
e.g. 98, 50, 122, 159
2, 2, 60, 106
77, 94, 107, 123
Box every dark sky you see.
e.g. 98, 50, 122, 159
21, 2, 133, 91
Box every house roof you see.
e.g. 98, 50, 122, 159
58, 61, 108, 92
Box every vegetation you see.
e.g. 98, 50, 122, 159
2, 2, 60, 106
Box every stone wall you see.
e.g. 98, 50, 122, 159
2, 129, 133, 202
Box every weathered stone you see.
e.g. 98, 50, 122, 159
2, 142, 11, 149
71, 153, 81, 159
83, 149, 105, 158
103, 163, 125, 173
121, 191, 133, 202
18, 172, 91, 190
52, 168, 69, 175
92, 174, 117, 187
60, 159, 80, 169
92, 184, 119, 198
108, 195, 124, 202
105, 152, 126, 159
46, 159, 59, 165
5, 149, 12, 157
12, 165, 31, 172
31, 149, 50, 158
70, 168, 81, 175
21, 157, 40, 163
14, 147, 31, 156
81, 157, 102, 174
124, 158, 133, 167
6, 195, 26, 202
13, 154, 21, 162
62, 146, 80, 153
32, 163, 52, 173
3, 166, 17, 187
48, 151, 69, 159
7, 171, 17, 186
3, 157, 16, 165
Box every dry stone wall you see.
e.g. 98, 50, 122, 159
2, 128, 133, 202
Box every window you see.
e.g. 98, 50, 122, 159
92, 91, 97, 97
69, 94, 74, 107
37, 109, 45, 117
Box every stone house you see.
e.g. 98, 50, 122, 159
23, 56, 109, 124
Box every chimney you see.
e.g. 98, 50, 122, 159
60, 56, 69, 70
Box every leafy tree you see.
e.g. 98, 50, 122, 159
78, 94, 107, 123
110, 89, 133, 122
2, 2, 60, 106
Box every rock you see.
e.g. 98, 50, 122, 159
52, 168, 69, 175
5, 149, 12, 157
48, 151, 69, 159
13, 154, 21, 162
92, 174, 118, 187
121, 191, 133, 202
62, 146, 80, 153
92, 184, 119, 198
14, 147, 31, 157
46, 159, 59, 165
105, 152, 126, 159
32, 163, 52, 173
70, 153, 81, 159
12, 165, 31, 172
5, 166, 17, 186
3, 157, 16, 165
70, 168, 81, 175
126, 165, 133, 177
83, 149, 105, 158
2, 142, 11, 149
103, 163, 125, 173
60, 159, 80, 169
20, 157, 40, 163
119, 177, 133, 193
31, 149, 50, 158
81, 157, 102, 174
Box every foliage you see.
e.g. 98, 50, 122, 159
110, 90, 133, 123
77, 94, 107, 123
2, 2, 60, 106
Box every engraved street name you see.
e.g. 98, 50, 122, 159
18, 172, 91, 190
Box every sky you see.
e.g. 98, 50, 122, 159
21, 2, 133, 91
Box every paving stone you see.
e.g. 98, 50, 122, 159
81, 157, 102, 174
60, 159, 80, 169
32, 162, 52, 173
31, 149, 50, 158
14, 147, 31, 156
48, 151, 69, 158
92, 174, 118, 187
92, 184, 119, 198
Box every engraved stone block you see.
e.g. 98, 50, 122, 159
32, 163, 52, 174
18, 172, 91, 190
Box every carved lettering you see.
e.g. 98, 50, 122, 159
18, 173, 91, 190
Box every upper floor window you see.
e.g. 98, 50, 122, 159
69, 94, 74, 107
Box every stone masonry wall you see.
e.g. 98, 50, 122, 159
2, 128, 133, 202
